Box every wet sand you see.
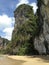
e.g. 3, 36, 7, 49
0, 55, 49, 65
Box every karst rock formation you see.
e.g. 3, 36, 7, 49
12, 0, 49, 55
34, 0, 49, 54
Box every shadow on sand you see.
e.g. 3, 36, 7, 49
26, 55, 49, 63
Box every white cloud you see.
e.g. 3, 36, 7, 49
0, 14, 15, 28
3, 27, 14, 40
0, 14, 15, 40
30, 2, 38, 13
16, 0, 29, 7
0, 1, 38, 40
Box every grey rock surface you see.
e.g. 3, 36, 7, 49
34, 0, 49, 54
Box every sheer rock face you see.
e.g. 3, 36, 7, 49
12, 2, 49, 54
12, 4, 33, 42
34, 0, 49, 54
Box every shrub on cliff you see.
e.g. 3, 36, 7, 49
7, 4, 38, 55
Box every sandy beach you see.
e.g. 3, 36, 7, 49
0, 55, 49, 65
7, 55, 49, 65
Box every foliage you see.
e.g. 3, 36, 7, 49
6, 4, 38, 55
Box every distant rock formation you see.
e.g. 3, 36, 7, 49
0, 36, 9, 49
34, 0, 49, 54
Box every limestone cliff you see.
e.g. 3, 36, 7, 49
34, 0, 49, 54
12, 4, 33, 45
11, 0, 49, 55
11, 4, 38, 55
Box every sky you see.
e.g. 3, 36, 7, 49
0, 0, 38, 40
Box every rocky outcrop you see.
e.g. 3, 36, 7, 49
34, 0, 49, 54
0, 36, 9, 49
12, 4, 34, 45
12, 1, 49, 55
11, 4, 38, 55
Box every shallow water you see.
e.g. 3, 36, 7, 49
0, 55, 25, 65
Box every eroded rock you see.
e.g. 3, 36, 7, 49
34, 0, 49, 54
